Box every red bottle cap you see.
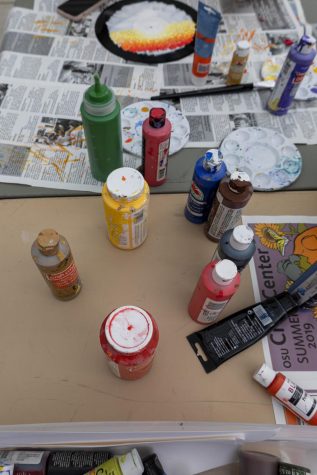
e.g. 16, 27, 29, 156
149, 108, 166, 128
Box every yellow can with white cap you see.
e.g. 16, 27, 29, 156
102, 167, 149, 250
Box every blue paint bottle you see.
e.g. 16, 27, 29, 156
267, 34, 316, 115
185, 149, 227, 224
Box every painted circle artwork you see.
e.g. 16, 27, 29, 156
95, 0, 196, 63
220, 127, 302, 191
121, 100, 190, 156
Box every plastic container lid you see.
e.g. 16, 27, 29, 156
83, 74, 116, 116
105, 306, 153, 354
229, 170, 251, 193
106, 167, 144, 201
230, 225, 254, 251
253, 363, 277, 388
212, 259, 237, 285
203, 149, 223, 171
36, 228, 60, 255
236, 40, 250, 56
230, 170, 250, 183
118, 449, 144, 475
149, 108, 166, 128
297, 34, 316, 54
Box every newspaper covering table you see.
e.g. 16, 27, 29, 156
0, 0, 316, 191
243, 215, 317, 425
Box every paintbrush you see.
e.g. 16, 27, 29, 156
150, 81, 274, 101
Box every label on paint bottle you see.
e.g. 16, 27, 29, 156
0, 453, 45, 465
279, 463, 311, 475
157, 138, 170, 181
115, 223, 129, 248
132, 207, 148, 248
197, 63, 209, 74
115, 206, 148, 249
268, 58, 295, 109
46, 261, 79, 289
197, 297, 229, 323
208, 192, 242, 240
186, 181, 206, 217
276, 379, 317, 418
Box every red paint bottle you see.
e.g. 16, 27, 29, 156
100, 305, 159, 380
142, 108, 172, 187
188, 259, 240, 325
254, 363, 317, 425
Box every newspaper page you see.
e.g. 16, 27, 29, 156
242, 215, 317, 425
0, 0, 314, 191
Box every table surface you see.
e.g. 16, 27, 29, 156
0, 0, 316, 198
0, 190, 316, 425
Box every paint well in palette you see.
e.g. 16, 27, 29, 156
220, 127, 302, 191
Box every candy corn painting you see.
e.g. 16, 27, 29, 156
107, 1, 195, 54
95, 0, 196, 63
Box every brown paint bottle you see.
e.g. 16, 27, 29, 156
31, 228, 82, 300
204, 171, 253, 242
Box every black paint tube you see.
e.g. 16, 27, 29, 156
187, 262, 317, 373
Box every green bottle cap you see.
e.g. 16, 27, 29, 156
83, 74, 116, 116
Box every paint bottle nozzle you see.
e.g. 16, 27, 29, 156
94, 73, 102, 94
83, 73, 115, 114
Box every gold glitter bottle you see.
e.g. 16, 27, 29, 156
227, 40, 250, 86
31, 228, 82, 300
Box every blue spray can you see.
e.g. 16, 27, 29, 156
212, 225, 256, 272
185, 149, 227, 224
267, 34, 316, 115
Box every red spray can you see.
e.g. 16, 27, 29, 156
188, 259, 240, 325
142, 108, 172, 187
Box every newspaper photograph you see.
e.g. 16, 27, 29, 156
242, 215, 317, 425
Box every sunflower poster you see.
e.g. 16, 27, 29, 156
242, 216, 317, 425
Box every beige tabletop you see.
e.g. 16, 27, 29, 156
0, 191, 316, 426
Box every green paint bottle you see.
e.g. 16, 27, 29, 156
81, 74, 123, 182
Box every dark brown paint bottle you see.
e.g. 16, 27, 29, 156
31, 228, 82, 300
205, 171, 253, 242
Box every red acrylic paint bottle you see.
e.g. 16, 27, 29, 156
188, 259, 240, 325
100, 305, 159, 380
142, 108, 172, 187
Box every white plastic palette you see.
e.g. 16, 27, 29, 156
121, 100, 190, 156
220, 127, 302, 191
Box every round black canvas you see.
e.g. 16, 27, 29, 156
95, 0, 197, 64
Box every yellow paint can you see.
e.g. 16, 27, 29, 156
102, 167, 149, 250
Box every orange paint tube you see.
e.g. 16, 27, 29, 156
191, 2, 221, 85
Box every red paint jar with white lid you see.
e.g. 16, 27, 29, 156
99, 306, 159, 380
